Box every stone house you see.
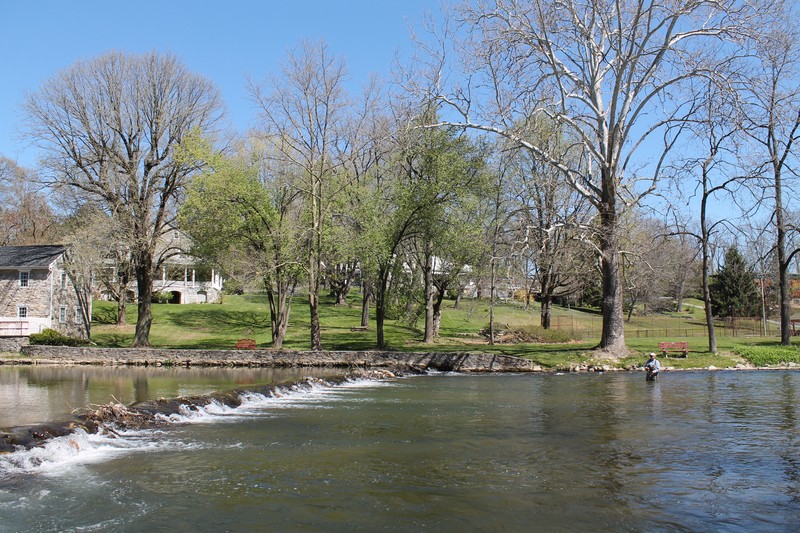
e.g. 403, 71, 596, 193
0, 245, 88, 347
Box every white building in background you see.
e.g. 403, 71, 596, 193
152, 227, 224, 304
152, 261, 224, 304
99, 227, 224, 305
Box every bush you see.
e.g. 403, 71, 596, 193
736, 345, 800, 367
152, 291, 171, 304
29, 328, 86, 347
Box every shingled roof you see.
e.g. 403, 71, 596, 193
0, 245, 67, 269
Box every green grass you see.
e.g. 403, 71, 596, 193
89, 291, 797, 369
733, 344, 800, 366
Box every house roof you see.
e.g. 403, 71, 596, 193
0, 245, 67, 269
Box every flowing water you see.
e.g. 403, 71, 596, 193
1, 367, 799, 532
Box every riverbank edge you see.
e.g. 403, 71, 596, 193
2, 345, 540, 372
2, 345, 799, 372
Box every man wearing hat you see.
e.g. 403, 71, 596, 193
644, 352, 660, 381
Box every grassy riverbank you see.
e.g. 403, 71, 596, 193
87, 293, 799, 369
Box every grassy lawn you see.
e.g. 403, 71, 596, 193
89, 291, 798, 369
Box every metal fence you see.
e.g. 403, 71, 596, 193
549, 316, 785, 340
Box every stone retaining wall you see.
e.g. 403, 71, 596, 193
0, 336, 27, 353
17, 345, 537, 372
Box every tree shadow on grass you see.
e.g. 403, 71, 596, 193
169, 309, 269, 333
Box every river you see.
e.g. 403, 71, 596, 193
1, 367, 799, 531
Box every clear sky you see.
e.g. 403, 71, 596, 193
0, 0, 436, 168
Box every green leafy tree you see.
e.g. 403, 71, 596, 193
710, 246, 761, 318
180, 137, 304, 348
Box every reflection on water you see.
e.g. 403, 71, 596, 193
0, 365, 340, 428
1, 370, 799, 531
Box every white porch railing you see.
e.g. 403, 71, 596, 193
0, 320, 29, 336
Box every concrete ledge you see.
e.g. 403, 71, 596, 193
16, 345, 537, 372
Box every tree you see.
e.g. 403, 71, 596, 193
57, 206, 115, 339
0, 156, 59, 245
24, 51, 222, 347
504, 120, 594, 329
738, 2, 800, 345
405, 115, 485, 343
710, 246, 760, 318
672, 73, 748, 353
250, 40, 351, 351
412, 0, 743, 356
180, 138, 304, 348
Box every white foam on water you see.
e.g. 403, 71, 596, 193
0, 375, 394, 478
0, 427, 194, 478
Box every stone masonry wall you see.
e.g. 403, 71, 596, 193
18, 345, 537, 372
0, 268, 51, 317
0, 336, 27, 352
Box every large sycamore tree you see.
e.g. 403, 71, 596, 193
413, 0, 743, 356
25, 51, 222, 346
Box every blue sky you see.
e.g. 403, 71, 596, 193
0, 0, 436, 168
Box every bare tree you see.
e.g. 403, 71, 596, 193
738, 3, 800, 345
410, 0, 743, 356
505, 120, 594, 329
670, 74, 751, 353
0, 157, 59, 245
250, 40, 351, 351
24, 51, 222, 346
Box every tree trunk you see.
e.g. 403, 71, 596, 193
539, 270, 552, 329
117, 295, 127, 326
489, 254, 497, 346
700, 172, 717, 354
360, 282, 371, 328
308, 290, 322, 350
540, 294, 552, 329
775, 165, 792, 346
432, 279, 448, 338
116, 270, 129, 326
453, 287, 462, 309
423, 241, 435, 343
375, 267, 389, 349
598, 174, 626, 355
674, 278, 686, 313
132, 259, 153, 347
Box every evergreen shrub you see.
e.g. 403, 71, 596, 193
29, 328, 86, 347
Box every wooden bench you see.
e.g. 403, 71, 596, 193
235, 338, 257, 349
659, 341, 688, 357
350, 326, 368, 332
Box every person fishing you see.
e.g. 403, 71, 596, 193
644, 352, 660, 381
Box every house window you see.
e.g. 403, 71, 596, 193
61, 272, 68, 290
75, 307, 82, 321
19, 271, 29, 288
18, 306, 28, 319
59, 306, 67, 323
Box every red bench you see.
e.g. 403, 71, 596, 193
235, 338, 257, 349
659, 341, 688, 357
